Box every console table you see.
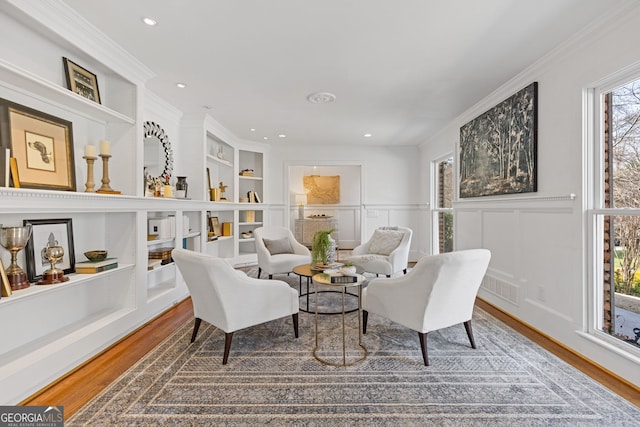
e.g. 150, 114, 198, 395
294, 218, 339, 247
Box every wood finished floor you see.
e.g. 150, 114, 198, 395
22, 297, 640, 420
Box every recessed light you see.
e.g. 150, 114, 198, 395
250, 128, 256, 132
143, 17, 157, 26
263, 136, 268, 140
176, 83, 186, 88
202, 105, 212, 109
278, 134, 286, 138
364, 133, 372, 138
307, 92, 336, 104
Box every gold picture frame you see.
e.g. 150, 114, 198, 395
209, 216, 221, 236
0, 98, 76, 191
63, 57, 101, 104
0, 258, 11, 297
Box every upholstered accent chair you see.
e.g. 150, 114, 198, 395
254, 226, 311, 279
348, 226, 412, 277
172, 248, 299, 365
362, 249, 491, 366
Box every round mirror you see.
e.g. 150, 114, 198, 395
143, 121, 173, 182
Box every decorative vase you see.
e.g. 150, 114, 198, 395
176, 176, 188, 198
312, 230, 337, 266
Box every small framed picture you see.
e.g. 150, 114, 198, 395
62, 57, 101, 104
209, 216, 221, 236
24, 218, 75, 283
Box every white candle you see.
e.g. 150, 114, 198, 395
84, 145, 96, 158
100, 140, 110, 155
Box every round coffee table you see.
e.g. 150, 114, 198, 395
292, 263, 361, 314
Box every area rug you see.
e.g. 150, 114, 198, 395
68, 270, 640, 426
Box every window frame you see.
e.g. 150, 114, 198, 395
431, 153, 454, 255
586, 69, 640, 359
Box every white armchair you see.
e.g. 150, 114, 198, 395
362, 249, 491, 366
254, 226, 311, 279
172, 248, 299, 365
348, 226, 412, 277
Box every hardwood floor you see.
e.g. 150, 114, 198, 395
21, 296, 639, 420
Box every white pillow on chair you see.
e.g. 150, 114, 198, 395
368, 229, 403, 255
263, 237, 293, 255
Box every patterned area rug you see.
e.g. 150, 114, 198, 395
69, 269, 640, 426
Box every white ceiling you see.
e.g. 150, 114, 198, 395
63, 0, 630, 147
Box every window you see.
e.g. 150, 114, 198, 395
592, 77, 640, 351
432, 156, 453, 254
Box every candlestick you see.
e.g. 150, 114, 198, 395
83, 155, 97, 192
96, 154, 121, 194
99, 140, 110, 156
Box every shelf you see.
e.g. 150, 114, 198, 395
239, 175, 263, 181
0, 264, 135, 306
147, 262, 175, 274
184, 231, 200, 239
206, 236, 233, 244
0, 59, 134, 124
147, 280, 176, 302
147, 237, 175, 247
206, 154, 233, 168
239, 221, 263, 226
239, 237, 256, 243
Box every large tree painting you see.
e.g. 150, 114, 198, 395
459, 82, 538, 198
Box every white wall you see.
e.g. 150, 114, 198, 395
419, 5, 640, 386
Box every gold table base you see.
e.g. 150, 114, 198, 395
312, 274, 367, 366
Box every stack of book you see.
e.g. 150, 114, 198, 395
149, 247, 173, 265
76, 257, 118, 274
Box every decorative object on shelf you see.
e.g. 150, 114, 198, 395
247, 190, 261, 203
0, 98, 76, 191
241, 230, 253, 239
76, 257, 117, 274
163, 174, 173, 197
240, 169, 254, 176
460, 82, 538, 198
311, 228, 337, 267
209, 216, 221, 236
96, 140, 120, 194
24, 218, 75, 283
295, 193, 307, 219
143, 121, 173, 187
241, 210, 255, 222
84, 250, 108, 262
36, 232, 69, 285
0, 147, 10, 187
149, 247, 173, 265
9, 157, 20, 188
175, 176, 188, 198
222, 222, 233, 236
217, 145, 225, 160
0, 258, 11, 297
83, 144, 97, 192
62, 57, 101, 104
310, 214, 332, 218
0, 224, 32, 290
303, 175, 340, 204
219, 181, 228, 200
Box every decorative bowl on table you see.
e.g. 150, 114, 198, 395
340, 265, 357, 276
84, 250, 108, 261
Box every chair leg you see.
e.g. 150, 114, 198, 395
386, 274, 391, 278
269, 274, 273, 279
418, 332, 429, 366
190, 318, 202, 343
223, 332, 234, 365
292, 313, 299, 338
403, 268, 407, 274
257, 267, 262, 278
464, 320, 476, 349
363, 310, 368, 334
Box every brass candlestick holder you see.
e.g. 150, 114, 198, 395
96, 154, 121, 194
36, 232, 68, 285
0, 225, 32, 290
83, 155, 97, 192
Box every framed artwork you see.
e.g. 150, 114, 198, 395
0, 98, 76, 191
0, 258, 11, 297
209, 216, 221, 236
63, 57, 101, 104
303, 175, 340, 204
459, 82, 538, 198
23, 218, 75, 283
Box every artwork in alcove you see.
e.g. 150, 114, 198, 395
303, 175, 340, 204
